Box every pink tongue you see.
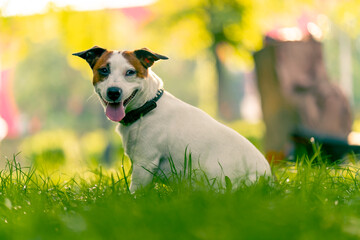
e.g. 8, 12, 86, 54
106, 102, 125, 122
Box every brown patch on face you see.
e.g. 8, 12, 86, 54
92, 51, 113, 85
122, 51, 148, 78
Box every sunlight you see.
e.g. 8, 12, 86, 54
278, 27, 303, 41
0, 0, 156, 17
0, 116, 8, 141
307, 22, 323, 40
348, 131, 360, 146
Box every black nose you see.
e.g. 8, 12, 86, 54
107, 87, 122, 101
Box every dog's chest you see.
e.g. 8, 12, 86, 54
117, 124, 139, 155
117, 119, 166, 157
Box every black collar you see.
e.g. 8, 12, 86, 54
120, 89, 164, 126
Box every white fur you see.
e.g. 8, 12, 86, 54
95, 54, 271, 192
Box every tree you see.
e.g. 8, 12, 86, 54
149, 0, 263, 119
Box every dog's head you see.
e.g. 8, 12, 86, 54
73, 46, 168, 122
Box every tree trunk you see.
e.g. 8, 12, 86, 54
211, 44, 239, 120
254, 37, 352, 158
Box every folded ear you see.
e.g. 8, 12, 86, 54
72, 46, 106, 68
134, 48, 169, 68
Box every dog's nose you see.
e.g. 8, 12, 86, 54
107, 87, 122, 102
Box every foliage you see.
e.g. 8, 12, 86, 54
1, 1, 360, 129
149, 0, 348, 66
13, 41, 110, 132
1, 154, 360, 239
328, 0, 360, 38
20, 129, 82, 171
19, 128, 131, 173
150, 0, 265, 118
0, 7, 132, 68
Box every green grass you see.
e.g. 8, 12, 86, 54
1, 154, 360, 240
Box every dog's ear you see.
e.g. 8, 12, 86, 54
72, 46, 106, 68
134, 48, 168, 68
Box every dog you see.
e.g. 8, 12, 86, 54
73, 46, 271, 192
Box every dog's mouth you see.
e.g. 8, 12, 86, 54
123, 89, 138, 106
103, 89, 138, 122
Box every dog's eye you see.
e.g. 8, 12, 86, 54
125, 69, 136, 76
98, 67, 110, 76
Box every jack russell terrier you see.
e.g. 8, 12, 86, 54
73, 46, 271, 192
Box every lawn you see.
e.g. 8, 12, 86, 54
0, 153, 360, 240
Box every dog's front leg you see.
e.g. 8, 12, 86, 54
129, 158, 160, 193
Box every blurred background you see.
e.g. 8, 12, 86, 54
0, 0, 360, 170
